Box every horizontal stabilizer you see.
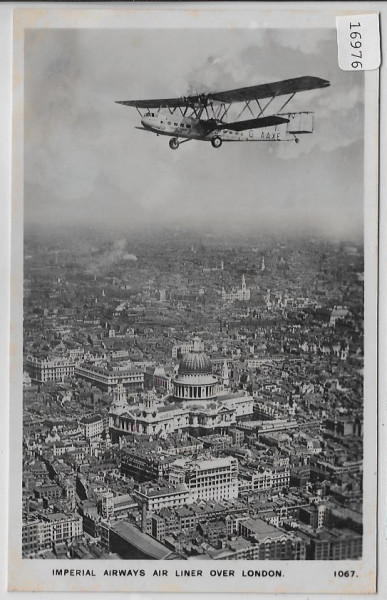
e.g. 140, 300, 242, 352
223, 115, 289, 132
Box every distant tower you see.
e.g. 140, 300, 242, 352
110, 383, 128, 415
193, 336, 203, 352
141, 502, 147, 533
261, 256, 266, 271
240, 275, 250, 301
265, 288, 271, 308
102, 491, 115, 520
221, 260, 224, 271
144, 389, 156, 409
241, 274, 246, 300
221, 360, 230, 387
102, 289, 105, 297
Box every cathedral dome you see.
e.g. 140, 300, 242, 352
173, 349, 218, 401
178, 351, 213, 376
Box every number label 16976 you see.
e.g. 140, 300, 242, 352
349, 22, 362, 69
336, 14, 380, 71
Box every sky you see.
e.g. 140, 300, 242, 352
24, 27, 364, 241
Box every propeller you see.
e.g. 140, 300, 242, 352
205, 118, 225, 132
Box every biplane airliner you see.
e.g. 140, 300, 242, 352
116, 76, 330, 150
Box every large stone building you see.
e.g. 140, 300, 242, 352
221, 275, 251, 303
79, 414, 105, 440
171, 337, 204, 359
169, 456, 239, 502
26, 356, 76, 384
75, 360, 144, 393
109, 345, 253, 441
120, 447, 178, 482
22, 513, 83, 557
133, 482, 190, 512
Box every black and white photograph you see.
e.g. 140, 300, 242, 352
8, 6, 378, 594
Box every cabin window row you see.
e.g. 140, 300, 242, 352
163, 121, 191, 129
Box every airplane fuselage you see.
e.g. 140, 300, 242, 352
140, 112, 285, 143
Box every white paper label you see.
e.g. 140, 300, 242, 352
336, 14, 380, 71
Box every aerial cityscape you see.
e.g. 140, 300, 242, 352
19, 18, 366, 568
22, 227, 364, 561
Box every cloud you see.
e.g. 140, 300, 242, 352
23, 27, 364, 241
270, 28, 334, 55
93, 239, 138, 269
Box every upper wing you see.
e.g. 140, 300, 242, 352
208, 76, 330, 104
116, 76, 330, 109
221, 115, 290, 132
116, 96, 201, 109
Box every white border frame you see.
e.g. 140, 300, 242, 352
3, 2, 383, 596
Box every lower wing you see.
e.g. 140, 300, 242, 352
221, 115, 289, 132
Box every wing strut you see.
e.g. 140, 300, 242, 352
219, 103, 232, 121
278, 93, 296, 113
257, 96, 275, 116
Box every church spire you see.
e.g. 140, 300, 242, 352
221, 360, 230, 387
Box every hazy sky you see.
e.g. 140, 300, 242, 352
24, 27, 364, 240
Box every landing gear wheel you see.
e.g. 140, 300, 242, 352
169, 138, 179, 150
294, 137, 300, 144
211, 136, 222, 149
